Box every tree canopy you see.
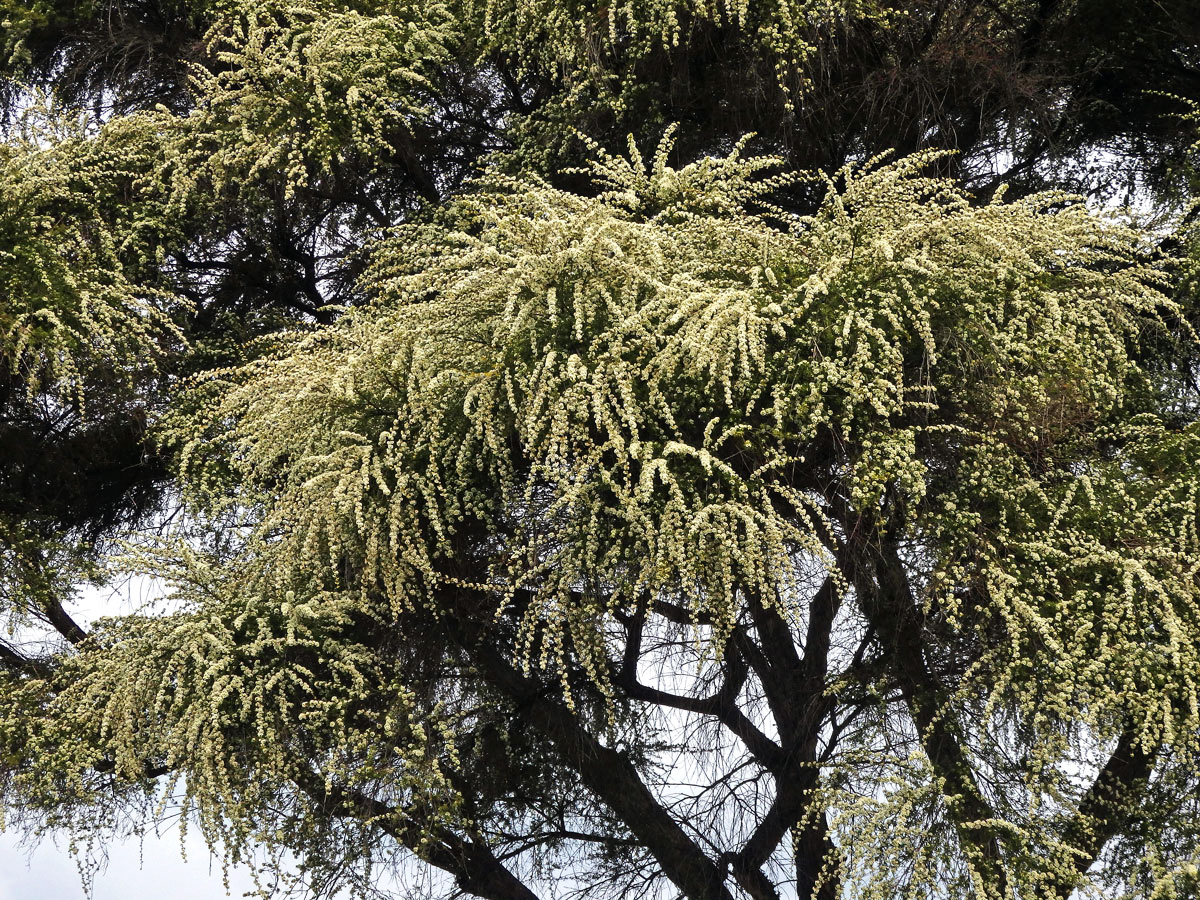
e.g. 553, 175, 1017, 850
3, 2, 1200, 899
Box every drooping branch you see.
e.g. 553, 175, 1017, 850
294, 769, 543, 900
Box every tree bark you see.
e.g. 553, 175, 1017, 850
858, 542, 1011, 899
1045, 730, 1154, 900
447, 597, 737, 900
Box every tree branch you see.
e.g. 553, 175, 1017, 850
856, 540, 1010, 898
448, 594, 736, 900
615, 613, 784, 770
733, 580, 841, 900
0, 640, 50, 678
38, 592, 88, 646
294, 769, 542, 900
1046, 729, 1155, 900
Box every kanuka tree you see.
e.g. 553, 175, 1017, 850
3, 2, 1200, 899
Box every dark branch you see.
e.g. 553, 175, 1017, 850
448, 592, 736, 900
295, 769, 542, 900
856, 539, 1009, 896
1047, 729, 1155, 900
615, 613, 784, 770
0, 640, 51, 678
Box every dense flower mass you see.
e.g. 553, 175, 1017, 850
0, 101, 184, 406
3, 3, 1200, 900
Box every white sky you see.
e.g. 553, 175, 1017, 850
0, 828, 261, 900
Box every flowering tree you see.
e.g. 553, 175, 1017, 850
3, 3, 1200, 899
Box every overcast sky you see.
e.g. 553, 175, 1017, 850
0, 828, 262, 900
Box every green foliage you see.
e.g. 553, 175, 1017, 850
175, 140, 1174, 655
0, 552, 460, 879
0, 516, 96, 624
140, 140, 1197, 893
0, 1, 216, 114
181, 0, 456, 197
467, 0, 891, 171
3, 2, 1200, 899
468, 0, 881, 87
0, 100, 184, 407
